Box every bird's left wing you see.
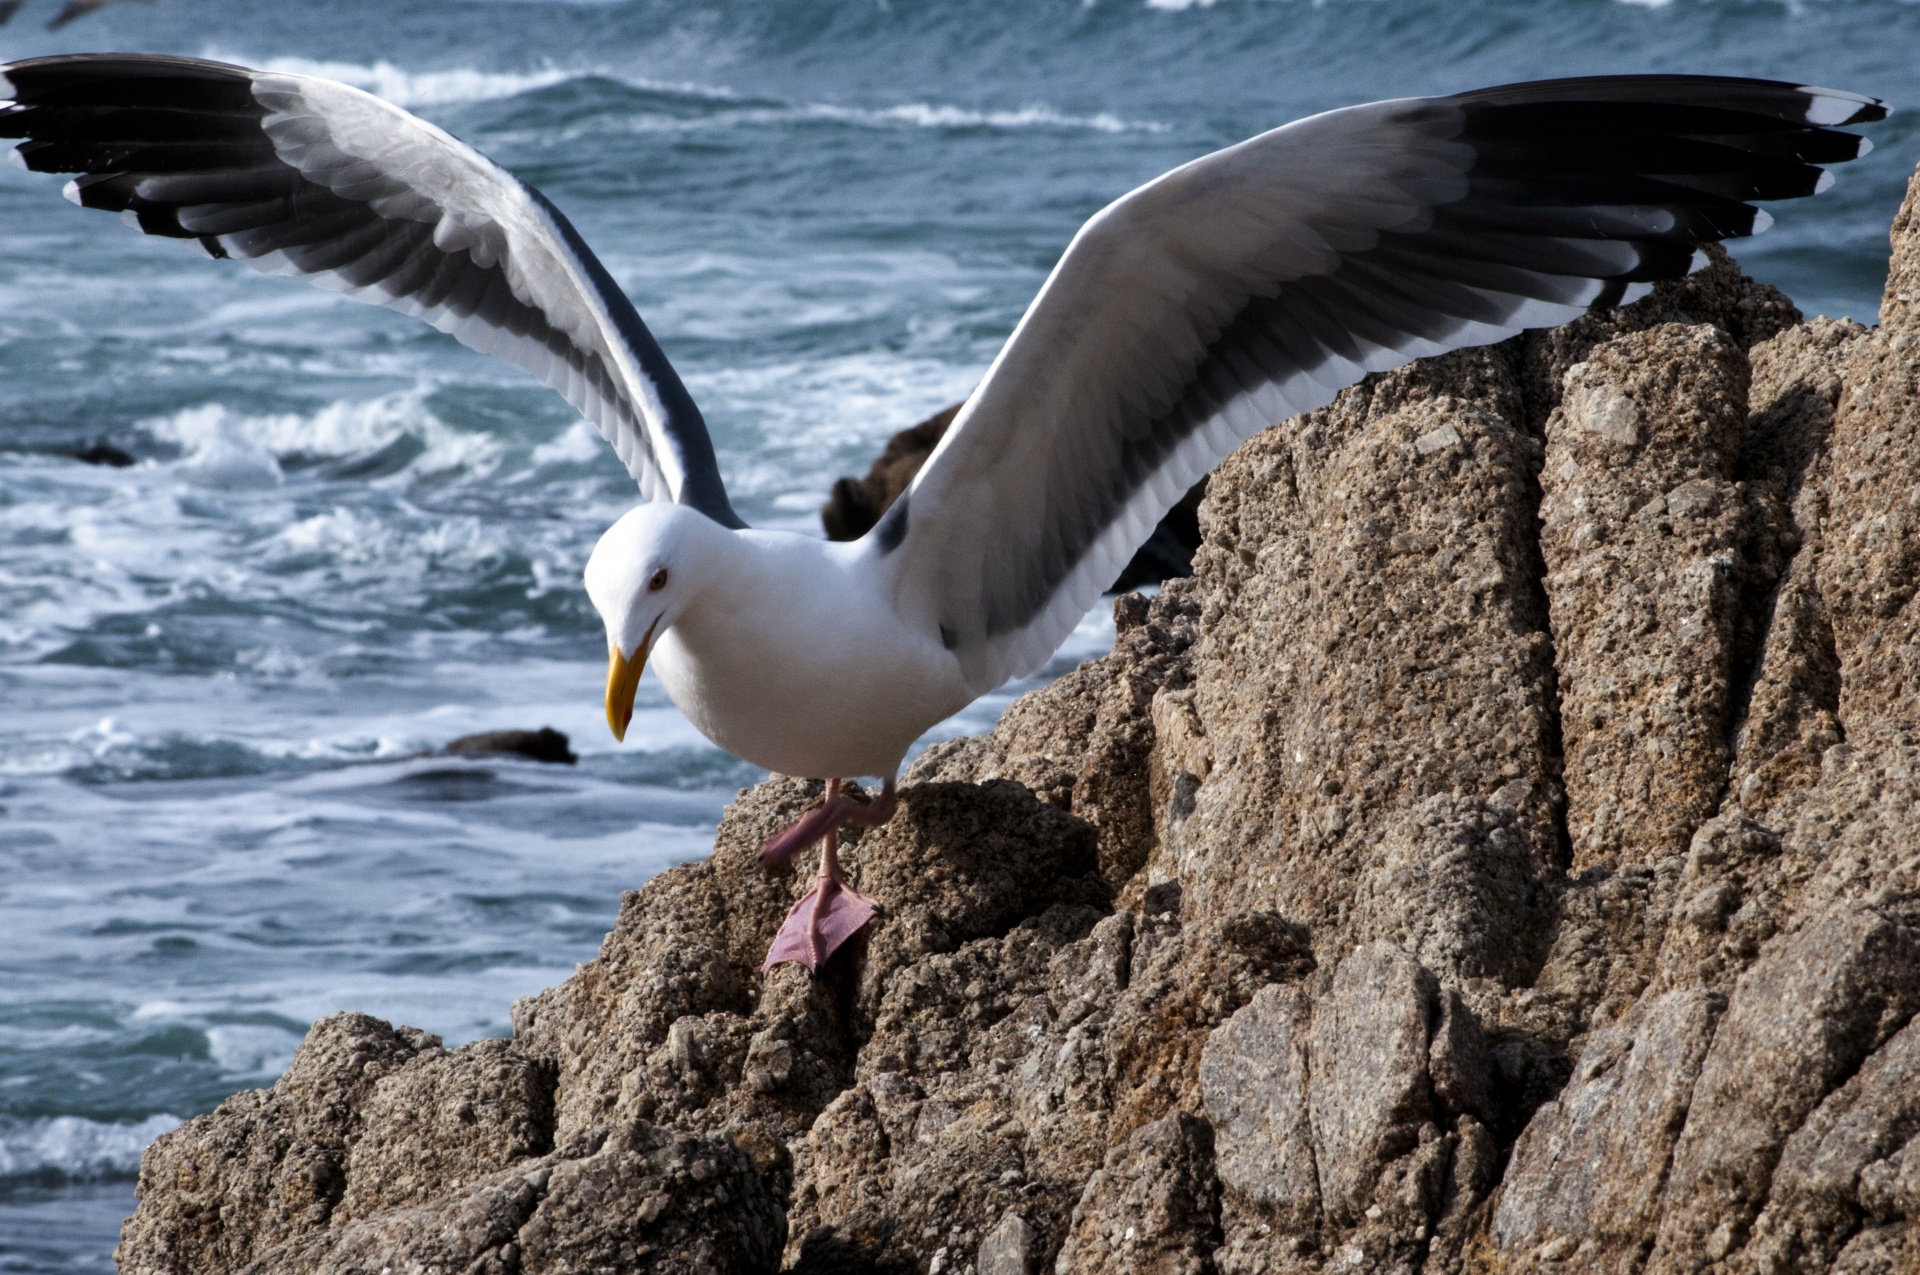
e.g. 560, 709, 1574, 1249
879, 75, 1885, 694
0, 54, 741, 524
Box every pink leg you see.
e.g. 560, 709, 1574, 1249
757, 777, 897, 865
761, 778, 895, 973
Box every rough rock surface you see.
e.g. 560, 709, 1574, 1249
117, 178, 1920, 1274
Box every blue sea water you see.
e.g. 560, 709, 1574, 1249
0, 0, 1915, 1268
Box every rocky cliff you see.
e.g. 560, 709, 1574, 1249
113, 169, 1920, 1275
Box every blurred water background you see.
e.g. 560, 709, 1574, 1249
0, 0, 1914, 1268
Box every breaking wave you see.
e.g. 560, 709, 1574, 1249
0, 1116, 181, 1184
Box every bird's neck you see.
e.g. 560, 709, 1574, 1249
680, 529, 856, 633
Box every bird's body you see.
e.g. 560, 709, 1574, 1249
1, 52, 1887, 970
627, 514, 970, 779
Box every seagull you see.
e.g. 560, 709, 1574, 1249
0, 55, 1884, 972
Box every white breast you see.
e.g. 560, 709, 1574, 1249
648, 531, 972, 779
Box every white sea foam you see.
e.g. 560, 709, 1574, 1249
529, 420, 609, 468
816, 101, 1167, 135
206, 1024, 304, 1077
686, 351, 981, 520
243, 56, 578, 108
142, 391, 503, 484
0, 1115, 181, 1182
151, 405, 286, 489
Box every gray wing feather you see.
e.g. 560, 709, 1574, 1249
0, 54, 740, 525
884, 76, 1883, 693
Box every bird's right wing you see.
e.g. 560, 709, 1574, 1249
0, 54, 742, 525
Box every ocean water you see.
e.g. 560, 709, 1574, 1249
0, 0, 1915, 1268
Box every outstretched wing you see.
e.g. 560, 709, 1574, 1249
0, 53, 742, 525
881, 75, 1884, 693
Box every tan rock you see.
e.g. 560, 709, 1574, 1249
1540, 323, 1750, 873
1165, 345, 1565, 988
117, 1012, 437, 1275
119, 170, 1920, 1275
334, 1036, 555, 1222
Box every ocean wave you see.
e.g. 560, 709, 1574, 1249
206, 52, 1166, 135
204, 1023, 304, 1077
239, 56, 579, 108
211, 51, 754, 111
141, 391, 503, 487
0, 1115, 181, 1183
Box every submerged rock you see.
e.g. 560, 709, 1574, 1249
443, 727, 578, 765
71, 440, 136, 467
117, 176, 1920, 1273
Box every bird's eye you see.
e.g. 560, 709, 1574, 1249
648, 567, 669, 592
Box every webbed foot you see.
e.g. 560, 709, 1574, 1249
759, 777, 896, 973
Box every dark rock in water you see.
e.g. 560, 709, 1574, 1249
821, 402, 1207, 590
819, 403, 960, 542
116, 181, 1920, 1275
71, 440, 135, 467
442, 727, 577, 765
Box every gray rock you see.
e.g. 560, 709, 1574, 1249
981, 1209, 1036, 1275
1647, 908, 1920, 1273
442, 726, 577, 764
1308, 945, 1441, 1225
1494, 988, 1725, 1264
1053, 1113, 1219, 1275
1201, 982, 1321, 1234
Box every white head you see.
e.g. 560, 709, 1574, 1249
585, 501, 724, 741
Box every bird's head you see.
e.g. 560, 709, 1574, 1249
584, 502, 717, 742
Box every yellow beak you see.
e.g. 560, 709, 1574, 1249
604, 618, 657, 743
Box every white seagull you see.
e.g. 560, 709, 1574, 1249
0, 55, 1884, 971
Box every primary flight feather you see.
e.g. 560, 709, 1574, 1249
0, 54, 1884, 971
